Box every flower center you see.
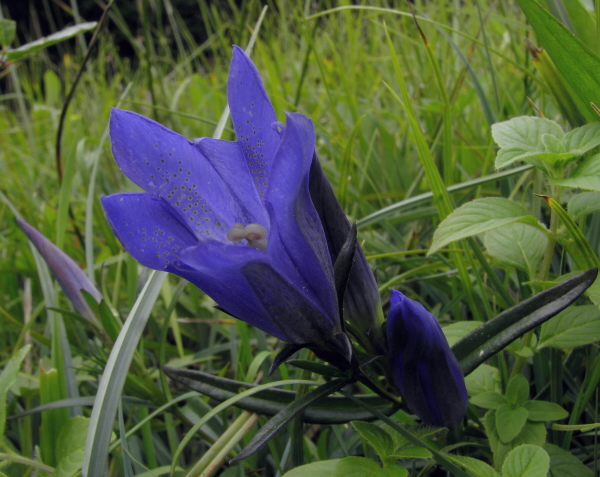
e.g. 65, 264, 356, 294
226, 223, 268, 252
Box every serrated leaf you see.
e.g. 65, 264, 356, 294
465, 364, 501, 396
544, 443, 594, 477
506, 375, 529, 406
6, 22, 98, 62
568, 191, 600, 217
502, 445, 549, 477
0, 19, 16, 47
470, 392, 507, 410
524, 401, 568, 422
496, 405, 529, 443
542, 133, 565, 154
429, 198, 542, 255
484, 223, 547, 276
539, 305, 600, 349
442, 322, 483, 347
552, 154, 600, 191
352, 421, 394, 461
447, 455, 501, 477
491, 116, 564, 168
563, 123, 600, 156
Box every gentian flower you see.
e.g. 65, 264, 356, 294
387, 289, 467, 427
101, 47, 351, 361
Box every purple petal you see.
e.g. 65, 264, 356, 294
110, 109, 262, 242
101, 193, 199, 272
228, 46, 281, 197
387, 290, 467, 428
17, 218, 101, 320
265, 113, 338, 324
194, 137, 268, 227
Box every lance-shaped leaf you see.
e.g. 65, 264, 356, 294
232, 378, 352, 462
453, 268, 598, 375
17, 218, 102, 321
163, 367, 396, 424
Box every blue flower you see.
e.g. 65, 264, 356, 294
101, 47, 351, 359
387, 290, 467, 427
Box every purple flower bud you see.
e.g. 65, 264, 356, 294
17, 218, 102, 320
387, 289, 467, 427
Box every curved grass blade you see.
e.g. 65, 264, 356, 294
453, 268, 598, 375
82, 270, 167, 477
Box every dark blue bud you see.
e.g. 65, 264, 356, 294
387, 290, 467, 428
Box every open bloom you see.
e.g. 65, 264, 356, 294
102, 47, 350, 359
387, 290, 467, 427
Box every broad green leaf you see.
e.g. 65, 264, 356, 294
442, 321, 483, 347
446, 455, 501, 477
6, 22, 97, 62
568, 191, 600, 217
553, 154, 600, 191
544, 443, 594, 477
465, 364, 501, 397
539, 305, 600, 348
502, 445, 549, 477
541, 133, 565, 154
470, 392, 506, 410
352, 421, 394, 461
563, 123, 600, 156
496, 405, 529, 443
491, 116, 564, 168
54, 448, 85, 477
524, 401, 568, 421
516, 0, 600, 122
0, 345, 30, 438
56, 416, 90, 459
506, 375, 529, 407
0, 19, 16, 46
429, 198, 542, 255
283, 460, 340, 477
484, 223, 547, 276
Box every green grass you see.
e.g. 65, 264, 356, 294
1, 0, 600, 476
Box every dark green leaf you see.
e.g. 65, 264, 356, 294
232, 378, 350, 462
544, 443, 594, 477
452, 268, 598, 375
163, 367, 395, 424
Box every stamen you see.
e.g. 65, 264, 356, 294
226, 223, 268, 252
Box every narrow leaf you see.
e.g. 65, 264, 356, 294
524, 401, 568, 421
232, 378, 351, 462
452, 268, 598, 375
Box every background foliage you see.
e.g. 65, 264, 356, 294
1, 0, 600, 475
